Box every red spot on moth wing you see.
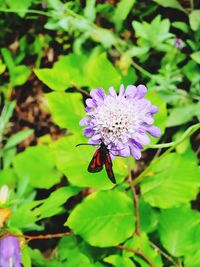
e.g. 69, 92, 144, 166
88, 148, 103, 172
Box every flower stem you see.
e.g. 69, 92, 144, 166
127, 158, 140, 236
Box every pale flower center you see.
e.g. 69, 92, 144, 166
91, 96, 144, 146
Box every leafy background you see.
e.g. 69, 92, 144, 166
0, 0, 200, 266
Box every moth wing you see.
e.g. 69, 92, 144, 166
104, 152, 116, 184
88, 148, 104, 173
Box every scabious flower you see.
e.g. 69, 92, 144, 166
0, 236, 21, 267
80, 84, 161, 160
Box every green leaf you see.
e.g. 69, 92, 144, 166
0, 168, 17, 187
112, 0, 136, 31
103, 255, 136, 267
66, 191, 134, 247
191, 51, 200, 64
139, 198, 159, 233
141, 152, 200, 208
167, 103, 200, 127
153, 0, 184, 11
34, 54, 88, 91
123, 232, 163, 266
159, 206, 200, 257
84, 0, 96, 21
11, 65, 31, 86
86, 53, 121, 91
4, 129, 33, 150
13, 145, 62, 189
6, 0, 32, 17
45, 92, 85, 131
172, 21, 189, 33
52, 135, 128, 189
189, 10, 200, 31
9, 186, 79, 228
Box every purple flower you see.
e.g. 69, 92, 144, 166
80, 85, 161, 160
174, 38, 184, 50
0, 236, 21, 267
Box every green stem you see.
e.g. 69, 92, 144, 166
0, 8, 51, 17
132, 123, 200, 186
147, 123, 200, 149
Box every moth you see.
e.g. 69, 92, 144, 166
76, 142, 116, 184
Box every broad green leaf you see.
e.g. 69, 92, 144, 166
86, 53, 121, 91
191, 51, 200, 64
141, 152, 200, 208
167, 103, 200, 127
66, 191, 134, 247
123, 232, 163, 266
159, 206, 200, 257
0, 168, 17, 187
52, 135, 128, 189
139, 198, 159, 233
189, 10, 200, 31
112, 0, 136, 31
4, 129, 33, 150
34, 54, 88, 91
153, 0, 184, 11
22, 245, 31, 267
103, 255, 136, 267
13, 145, 62, 189
45, 92, 85, 132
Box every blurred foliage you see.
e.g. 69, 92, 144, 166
0, 0, 200, 266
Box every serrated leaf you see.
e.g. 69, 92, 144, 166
141, 152, 200, 208
66, 191, 134, 247
45, 92, 85, 131
159, 206, 200, 257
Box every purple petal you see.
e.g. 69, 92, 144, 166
125, 85, 137, 98
79, 118, 90, 126
135, 84, 147, 99
130, 144, 142, 160
90, 88, 105, 102
108, 86, 117, 97
119, 84, 125, 97
85, 98, 97, 108
143, 116, 154, 124
84, 128, 94, 137
146, 125, 161, 138
88, 138, 101, 145
134, 132, 150, 145
118, 145, 130, 157
149, 105, 158, 114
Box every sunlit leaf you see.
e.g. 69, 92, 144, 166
141, 151, 200, 208
66, 191, 134, 247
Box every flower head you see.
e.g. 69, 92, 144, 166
80, 85, 161, 160
0, 236, 21, 267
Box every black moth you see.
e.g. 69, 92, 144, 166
76, 142, 116, 184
